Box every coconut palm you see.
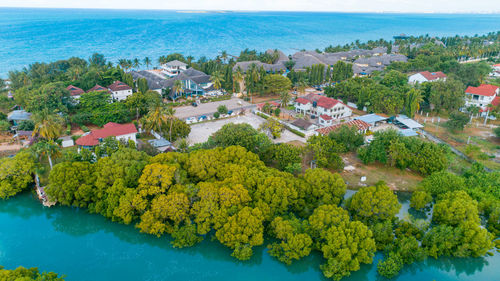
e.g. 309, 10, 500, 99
175, 138, 189, 153
30, 140, 61, 170
32, 112, 63, 140
232, 68, 244, 94
118, 59, 128, 70
211, 71, 225, 91
172, 80, 184, 99
280, 91, 291, 108
221, 51, 228, 64
133, 58, 141, 69
143, 57, 151, 69
141, 106, 167, 134
405, 88, 424, 118
186, 56, 194, 66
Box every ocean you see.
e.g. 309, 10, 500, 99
1, 8, 500, 77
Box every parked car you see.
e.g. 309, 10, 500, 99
192, 102, 198, 107
198, 115, 207, 121
227, 110, 233, 115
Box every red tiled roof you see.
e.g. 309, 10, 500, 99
491, 96, 500, 107
465, 84, 499, 97
108, 81, 132, 92
295, 97, 310, 105
319, 114, 333, 121
257, 101, 280, 109
66, 85, 84, 96
316, 120, 370, 135
87, 84, 109, 93
493, 64, 500, 67
419, 71, 447, 81
75, 122, 137, 146
317, 96, 340, 109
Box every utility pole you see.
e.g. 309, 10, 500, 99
484, 109, 489, 126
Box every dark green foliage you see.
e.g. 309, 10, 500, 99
358, 129, 448, 175
328, 125, 364, 152
0, 265, 64, 281
17, 120, 35, 131
446, 111, 469, 131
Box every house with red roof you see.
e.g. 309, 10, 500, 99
294, 93, 352, 124
87, 84, 110, 93
108, 81, 133, 101
408, 71, 447, 84
464, 84, 499, 110
75, 122, 137, 148
493, 64, 500, 71
67, 85, 85, 99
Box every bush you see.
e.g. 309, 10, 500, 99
494, 126, 500, 138
17, 120, 35, 131
80, 125, 90, 133
217, 105, 228, 115
213, 112, 220, 119
274, 108, 281, 117
0, 120, 11, 132
66, 124, 71, 135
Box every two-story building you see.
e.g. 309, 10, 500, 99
295, 93, 352, 125
408, 71, 447, 84
108, 81, 133, 101
161, 60, 188, 77
464, 84, 499, 110
165, 68, 214, 98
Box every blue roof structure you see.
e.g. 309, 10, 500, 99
395, 116, 423, 129
148, 138, 172, 148
354, 113, 387, 125
7, 110, 31, 121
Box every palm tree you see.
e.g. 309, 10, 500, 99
280, 91, 291, 108
172, 80, 184, 99
118, 59, 128, 70
211, 71, 225, 91
142, 106, 177, 141
143, 57, 151, 69
186, 56, 194, 66
221, 51, 228, 64
133, 58, 141, 69
30, 140, 61, 170
232, 68, 244, 94
405, 89, 423, 118
32, 112, 63, 140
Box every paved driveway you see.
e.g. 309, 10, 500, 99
187, 113, 306, 144
174, 97, 254, 119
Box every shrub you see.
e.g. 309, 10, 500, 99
213, 112, 220, 119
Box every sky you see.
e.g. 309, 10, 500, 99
0, 0, 499, 13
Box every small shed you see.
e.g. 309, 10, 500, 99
394, 115, 423, 129
59, 136, 74, 148
148, 138, 176, 152
291, 118, 315, 131
7, 110, 31, 125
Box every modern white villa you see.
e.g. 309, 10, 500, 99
161, 60, 188, 77
408, 71, 447, 84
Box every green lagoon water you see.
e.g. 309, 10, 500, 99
0, 192, 498, 281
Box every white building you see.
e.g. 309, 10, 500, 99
464, 84, 499, 110
161, 60, 188, 77
295, 93, 352, 124
408, 71, 447, 84
108, 81, 133, 101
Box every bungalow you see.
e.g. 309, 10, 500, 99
294, 93, 352, 122
464, 84, 499, 110
108, 81, 133, 101
75, 122, 137, 149
161, 60, 188, 77
129, 70, 169, 95
408, 71, 447, 84
316, 119, 371, 135
66, 85, 85, 100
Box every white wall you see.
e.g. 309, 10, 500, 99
116, 132, 137, 144
408, 73, 428, 84
112, 89, 133, 101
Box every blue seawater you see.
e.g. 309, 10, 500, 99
1, 8, 500, 76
